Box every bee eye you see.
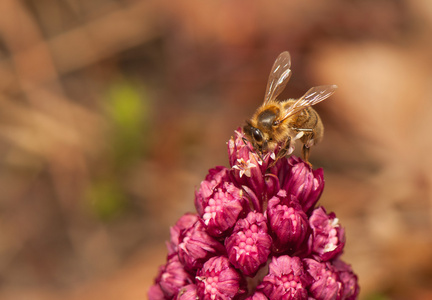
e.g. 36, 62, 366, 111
252, 128, 263, 142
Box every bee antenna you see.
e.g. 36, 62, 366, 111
242, 137, 252, 150
242, 137, 266, 164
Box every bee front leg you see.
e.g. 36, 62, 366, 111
277, 136, 292, 160
268, 137, 291, 168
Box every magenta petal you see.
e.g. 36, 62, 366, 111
279, 156, 325, 215
264, 173, 280, 201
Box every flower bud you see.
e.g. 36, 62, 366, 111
279, 156, 324, 215
225, 211, 272, 276
257, 255, 310, 299
196, 256, 246, 300
148, 283, 165, 300
229, 130, 275, 207
195, 166, 230, 215
228, 130, 266, 170
333, 259, 360, 300
266, 190, 310, 254
176, 284, 198, 300
309, 207, 345, 261
168, 213, 199, 255
195, 166, 250, 237
178, 220, 225, 271
152, 255, 193, 299
245, 291, 269, 300
304, 258, 342, 300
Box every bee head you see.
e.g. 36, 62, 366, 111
243, 121, 267, 152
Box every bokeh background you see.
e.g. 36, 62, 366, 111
0, 0, 432, 299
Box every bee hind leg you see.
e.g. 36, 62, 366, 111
302, 144, 312, 166
293, 127, 315, 166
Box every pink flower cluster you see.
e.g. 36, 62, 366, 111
149, 130, 359, 300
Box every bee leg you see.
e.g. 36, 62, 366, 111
268, 137, 291, 168
302, 144, 312, 165
242, 137, 250, 148
293, 127, 315, 165
277, 136, 292, 160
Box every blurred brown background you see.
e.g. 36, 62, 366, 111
0, 0, 431, 299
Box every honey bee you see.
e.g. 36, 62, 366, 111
243, 51, 337, 163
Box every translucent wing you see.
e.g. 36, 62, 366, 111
280, 85, 337, 121
263, 51, 292, 104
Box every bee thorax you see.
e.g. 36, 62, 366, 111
257, 108, 279, 130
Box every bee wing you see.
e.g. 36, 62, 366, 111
263, 51, 292, 104
279, 85, 337, 121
